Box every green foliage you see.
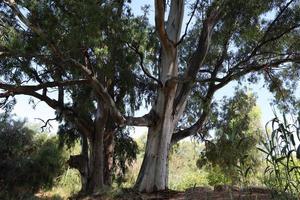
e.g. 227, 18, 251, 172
259, 112, 300, 197
169, 141, 209, 190
205, 165, 231, 186
113, 129, 139, 185
199, 90, 263, 185
48, 168, 81, 198
179, 0, 300, 130
1, 0, 300, 195
0, 114, 66, 199
39, 141, 82, 199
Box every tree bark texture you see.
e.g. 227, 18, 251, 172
103, 130, 115, 186
135, 0, 184, 192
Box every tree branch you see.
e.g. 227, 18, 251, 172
127, 43, 163, 87
67, 58, 125, 124
155, 0, 172, 51
171, 34, 300, 143
173, 5, 222, 116
216, 56, 300, 90
125, 110, 157, 127
166, 0, 185, 43
249, 0, 295, 57
171, 102, 211, 144
0, 79, 89, 92
176, 0, 200, 46
34, 117, 56, 132
0, 88, 94, 137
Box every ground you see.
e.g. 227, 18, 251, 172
73, 185, 295, 200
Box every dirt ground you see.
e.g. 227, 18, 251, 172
81, 185, 297, 200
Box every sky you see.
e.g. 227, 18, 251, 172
1, 1, 298, 138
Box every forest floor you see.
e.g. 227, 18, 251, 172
77, 185, 296, 200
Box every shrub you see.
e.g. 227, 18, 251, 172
0, 114, 65, 199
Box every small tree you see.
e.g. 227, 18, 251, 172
198, 90, 263, 185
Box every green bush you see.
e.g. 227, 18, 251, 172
200, 91, 263, 186
206, 165, 231, 186
0, 115, 66, 199
49, 168, 82, 198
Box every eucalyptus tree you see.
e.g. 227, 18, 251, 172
0, 0, 154, 193
199, 90, 263, 185
133, 0, 300, 192
1, 0, 300, 194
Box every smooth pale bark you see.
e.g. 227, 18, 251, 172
135, 117, 175, 192
134, 0, 184, 192
135, 73, 180, 192
135, 35, 180, 193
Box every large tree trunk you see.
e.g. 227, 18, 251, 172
135, 49, 178, 192
135, 118, 175, 192
135, 72, 178, 192
69, 136, 104, 194
134, 0, 184, 192
69, 129, 114, 194
69, 103, 108, 194
103, 129, 115, 185
85, 133, 104, 193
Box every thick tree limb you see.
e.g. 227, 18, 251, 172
171, 103, 210, 144
0, 88, 93, 137
171, 56, 300, 143
172, 1, 299, 131
125, 110, 157, 127
166, 0, 185, 43
67, 59, 125, 124
173, 6, 222, 116
0, 80, 89, 92
155, 0, 172, 51
0, 79, 93, 136
125, 116, 152, 127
